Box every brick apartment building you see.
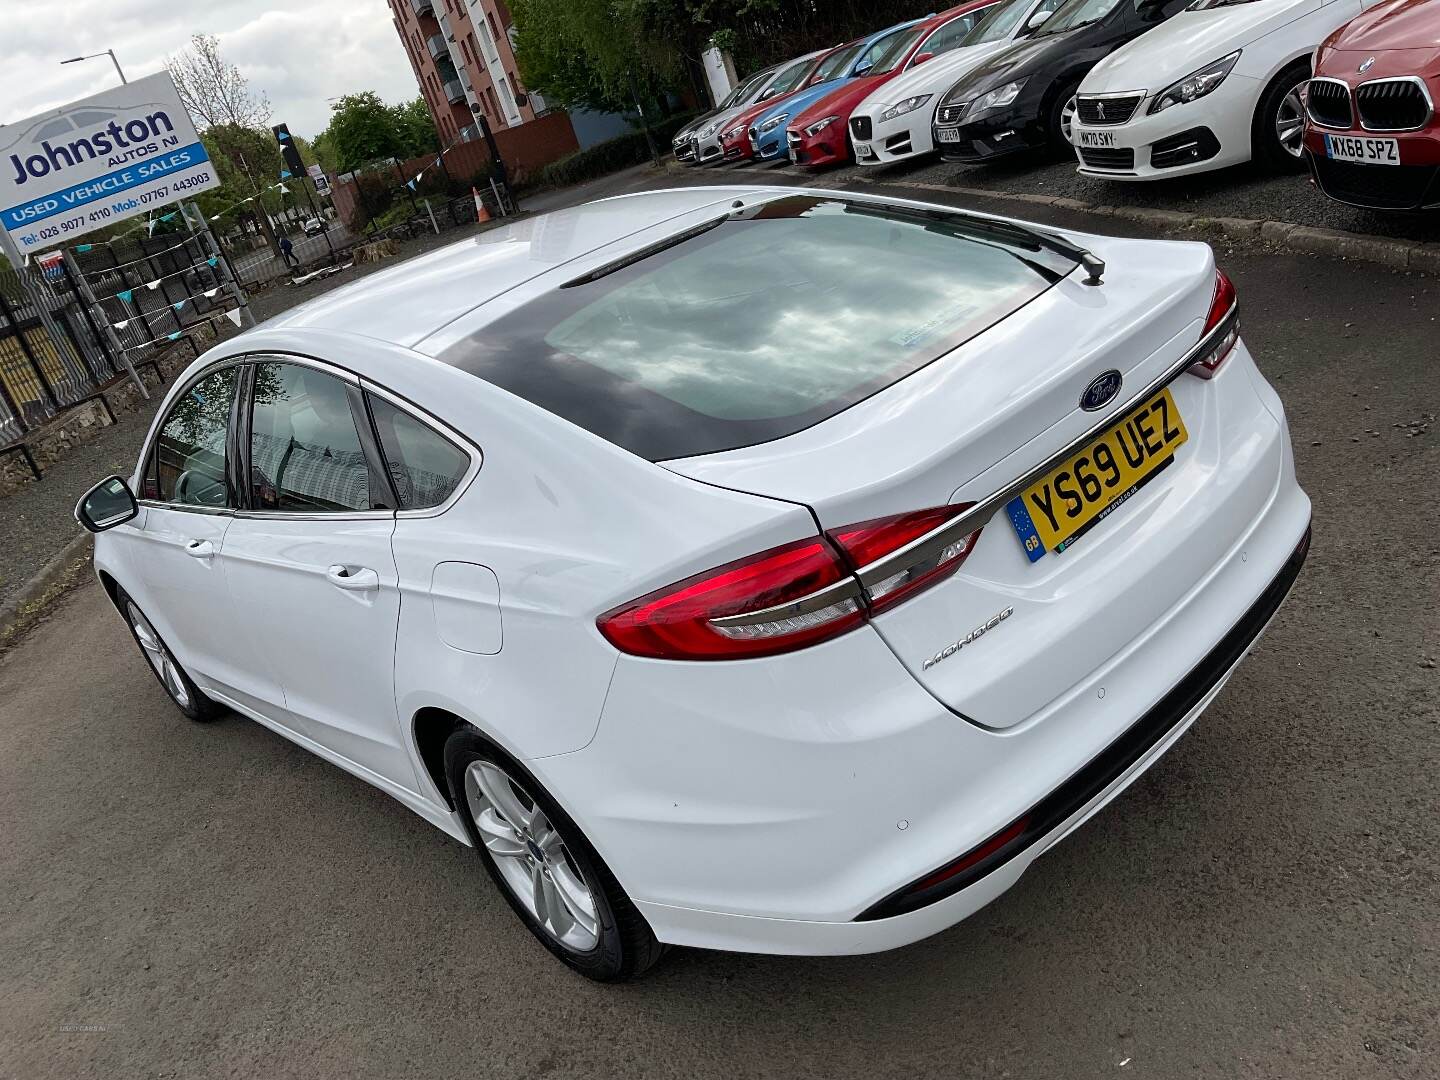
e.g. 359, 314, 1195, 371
389, 0, 545, 144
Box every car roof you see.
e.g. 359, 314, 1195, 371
257, 188, 766, 348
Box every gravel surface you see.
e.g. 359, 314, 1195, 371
0, 179, 1436, 1079
720, 151, 1440, 244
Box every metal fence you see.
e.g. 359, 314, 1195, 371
0, 263, 119, 453
0, 223, 238, 474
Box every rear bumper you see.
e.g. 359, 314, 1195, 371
538, 454, 1310, 954
626, 521, 1308, 955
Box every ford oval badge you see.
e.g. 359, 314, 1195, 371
1080, 370, 1123, 411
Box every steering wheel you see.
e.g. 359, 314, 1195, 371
174, 468, 226, 507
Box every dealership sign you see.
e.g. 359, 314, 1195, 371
0, 71, 218, 253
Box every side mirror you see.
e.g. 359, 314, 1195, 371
853, 62, 873, 77
912, 51, 935, 66
1027, 9, 1053, 29
75, 475, 139, 533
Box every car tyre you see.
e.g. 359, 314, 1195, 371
443, 728, 667, 981
1048, 83, 1082, 157
117, 587, 225, 722
1253, 61, 1310, 172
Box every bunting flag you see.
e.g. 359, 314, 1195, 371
113, 319, 129, 331
145, 279, 160, 290
117, 289, 133, 303
280, 169, 292, 180
173, 299, 187, 312
225, 309, 243, 327
203, 287, 219, 299
207, 256, 218, 267
159, 211, 178, 222
167, 331, 182, 341
76, 244, 92, 253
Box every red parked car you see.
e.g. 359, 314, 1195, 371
1304, 0, 1440, 211
719, 44, 849, 163
785, 0, 1001, 169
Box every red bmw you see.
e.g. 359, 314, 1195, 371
1304, 0, 1440, 211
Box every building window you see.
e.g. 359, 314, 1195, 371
460, 38, 473, 65
487, 11, 499, 39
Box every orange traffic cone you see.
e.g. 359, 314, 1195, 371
472, 186, 491, 223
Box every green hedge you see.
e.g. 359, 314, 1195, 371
529, 113, 700, 192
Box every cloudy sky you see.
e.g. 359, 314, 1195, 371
3, 0, 421, 139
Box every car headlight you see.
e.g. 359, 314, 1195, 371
803, 115, 839, 137
698, 120, 723, 138
722, 124, 747, 140
970, 79, 1028, 116
758, 112, 790, 134
880, 95, 932, 122
1148, 51, 1241, 114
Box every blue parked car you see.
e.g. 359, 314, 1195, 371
746, 19, 926, 161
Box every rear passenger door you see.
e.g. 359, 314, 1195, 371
219, 356, 418, 792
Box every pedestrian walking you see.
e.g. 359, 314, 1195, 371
279, 234, 299, 269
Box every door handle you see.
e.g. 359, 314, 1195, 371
184, 539, 215, 560
326, 564, 380, 592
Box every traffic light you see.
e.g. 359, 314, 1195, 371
272, 123, 305, 180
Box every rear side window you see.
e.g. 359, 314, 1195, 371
367, 395, 471, 510
437, 195, 1073, 461
248, 362, 372, 512
148, 365, 238, 507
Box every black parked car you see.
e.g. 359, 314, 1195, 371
932, 0, 1190, 161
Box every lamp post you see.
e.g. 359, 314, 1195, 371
59, 49, 127, 85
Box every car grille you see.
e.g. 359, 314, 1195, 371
1356, 78, 1432, 132
1312, 156, 1440, 210
1078, 146, 1136, 170
1306, 79, 1352, 128
935, 102, 968, 125
850, 115, 873, 140
1076, 94, 1143, 126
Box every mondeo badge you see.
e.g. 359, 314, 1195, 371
1359, 56, 1376, 74
921, 608, 1013, 671
1080, 369, 1123, 411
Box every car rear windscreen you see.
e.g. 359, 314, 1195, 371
436, 195, 1075, 460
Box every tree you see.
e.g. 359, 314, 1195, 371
167, 33, 272, 130
167, 35, 283, 252
393, 98, 440, 159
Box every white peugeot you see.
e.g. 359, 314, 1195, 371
78, 186, 1311, 981
851, 0, 1068, 166
1071, 0, 1385, 178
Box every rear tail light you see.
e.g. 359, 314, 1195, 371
596, 537, 863, 661
598, 505, 981, 661
1189, 268, 1239, 380
829, 504, 977, 612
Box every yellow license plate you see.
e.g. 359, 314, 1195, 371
1006, 387, 1188, 561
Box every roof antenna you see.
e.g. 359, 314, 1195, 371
1080, 250, 1105, 286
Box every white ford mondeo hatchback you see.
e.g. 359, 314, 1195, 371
78, 187, 1311, 981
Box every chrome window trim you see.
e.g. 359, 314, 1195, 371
853, 301, 1239, 593
1304, 76, 1354, 130
135, 502, 235, 517
709, 575, 865, 628
360, 377, 483, 520
1357, 75, 1434, 134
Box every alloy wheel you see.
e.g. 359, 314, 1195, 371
464, 759, 601, 953
1275, 85, 1306, 159
1061, 96, 1078, 144
126, 602, 192, 709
